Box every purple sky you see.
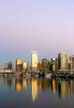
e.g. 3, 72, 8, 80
0, 0, 74, 63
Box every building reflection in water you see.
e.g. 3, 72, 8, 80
50, 79, 74, 100
51, 80, 68, 99
69, 80, 74, 95
41, 78, 50, 91
15, 76, 23, 92
23, 78, 28, 89
31, 78, 50, 102
31, 78, 38, 102
1, 75, 74, 101
2, 74, 14, 88
61, 80, 68, 99
51, 79, 57, 94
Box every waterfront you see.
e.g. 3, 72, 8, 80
0, 75, 74, 108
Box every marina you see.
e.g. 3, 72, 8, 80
0, 69, 74, 79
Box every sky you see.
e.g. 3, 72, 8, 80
0, 0, 74, 64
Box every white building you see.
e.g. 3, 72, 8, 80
31, 51, 38, 71
23, 61, 28, 70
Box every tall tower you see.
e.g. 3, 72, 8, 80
16, 58, 23, 72
58, 52, 68, 71
69, 55, 74, 73
31, 51, 38, 71
50, 58, 57, 72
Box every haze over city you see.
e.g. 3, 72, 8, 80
0, 0, 74, 63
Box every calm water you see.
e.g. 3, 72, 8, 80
0, 75, 74, 108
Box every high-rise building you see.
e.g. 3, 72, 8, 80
69, 55, 74, 71
41, 59, 49, 73
50, 58, 57, 72
58, 52, 68, 71
31, 51, 38, 71
23, 61, 28, 71
4, 62, 13, 70
16, 58, 23, 72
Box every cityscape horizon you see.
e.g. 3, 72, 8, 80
0, 0, 74, 108
0, 50, 74, 72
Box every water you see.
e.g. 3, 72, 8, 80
0, 75, 74, 108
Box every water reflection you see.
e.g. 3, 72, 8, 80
50, 79, 57, 94
15, 76, 23, 92
31, 78, 38, 102
1, 75, 74, 102
2, 74, 14, 88
23, 79, 28, 89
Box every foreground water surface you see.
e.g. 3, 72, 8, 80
0, 75, 74, 108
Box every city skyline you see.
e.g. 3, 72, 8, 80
0, 0, 74, 63
1, 50, 74, 71
0, 1, 74, 108
1, 50, 74, 67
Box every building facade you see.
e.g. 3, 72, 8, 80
31, 51, 38, 71
41, 59, 49, 73
58, 52, 68, 71
23, 61, 28, 72
69, 55, 74, 71
50, 58, 57, 72
16, 58, 23, 72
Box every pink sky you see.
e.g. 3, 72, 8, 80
0, 0, 74, 62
